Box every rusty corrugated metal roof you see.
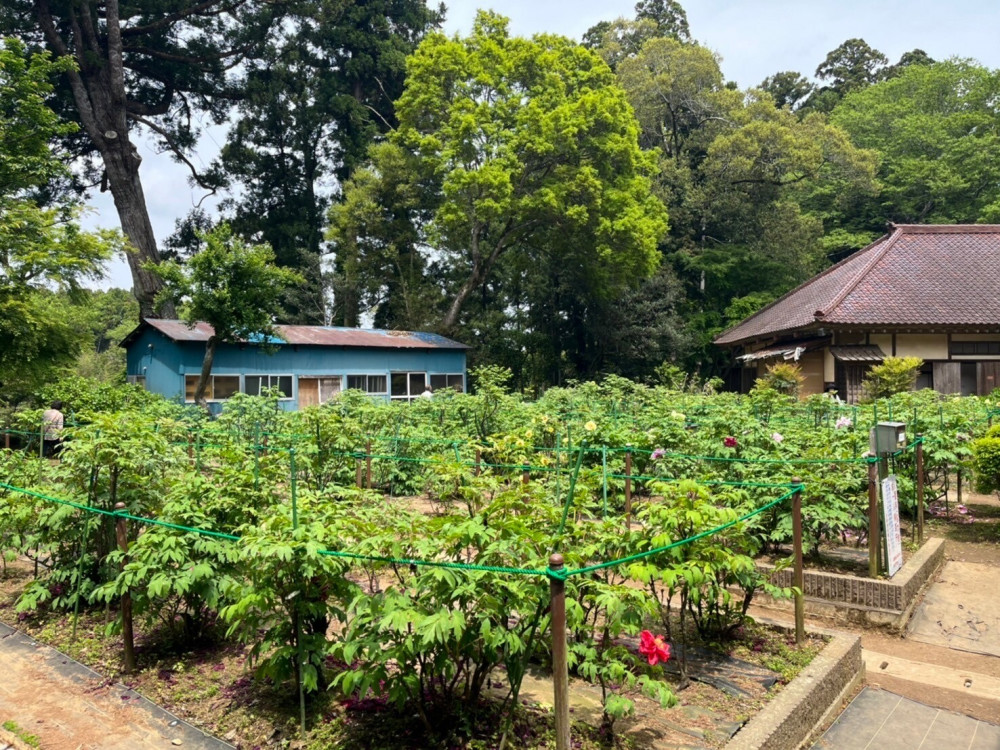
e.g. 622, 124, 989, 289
125, 319, 468, 350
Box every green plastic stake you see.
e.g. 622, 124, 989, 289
601, 445, 608, 519
554, 433, 562, 508
555, 442, 587, 544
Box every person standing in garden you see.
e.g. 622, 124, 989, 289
42, 401, 64, 457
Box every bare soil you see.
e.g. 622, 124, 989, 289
0, 553, 823, 750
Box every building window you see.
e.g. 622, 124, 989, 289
185, 374, 240, 402
127, 375, 146, 389
429, 374, 465, 393
346, 374, 388, 394
390, 371, 427, 401
951, 341, 1000, 356
244, 375, 293, 399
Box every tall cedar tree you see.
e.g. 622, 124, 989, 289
1, 0, 284, 316
213, 0, 442, 323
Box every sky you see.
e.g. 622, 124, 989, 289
86, 0, 1000, 290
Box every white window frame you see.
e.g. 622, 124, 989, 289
429, 373, 465, 393
345, 374, 389, 395
242, 374, 295, 401
184, 374, 242, 403
390, 371, 428, 402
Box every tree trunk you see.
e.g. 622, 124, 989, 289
34, 0, 174, 319
102, 136, 175, 317
194, 336, 218, 412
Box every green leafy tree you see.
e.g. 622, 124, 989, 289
213, 0, 442, 323
0, 38, 114, 398
154, 224, 303, 410
811, 38, 889, 109
331, 11, 668, 345
582, 0, 690, 70
832, 60, 1000, 224
758, 71, 815, 111
610, 32, 877, 375
73, 288, 140, 382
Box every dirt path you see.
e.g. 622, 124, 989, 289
0, 623, 231, 750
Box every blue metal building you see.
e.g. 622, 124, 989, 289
121, 319, 468, 410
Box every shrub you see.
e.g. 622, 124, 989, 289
861, 357, 923, 401
758, 362, 805, 397
971, 427, 1000, 496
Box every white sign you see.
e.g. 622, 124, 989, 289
881, 475, 903, 578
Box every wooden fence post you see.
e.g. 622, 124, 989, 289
549, 554, 570, 750
475, 449, 482, 477
957, 465, 963, 508
916, 436, 925, 544
791, 479, 805, 646
114, 503, 137, 673
868, 461, 880, 578
366, 440, 373, 488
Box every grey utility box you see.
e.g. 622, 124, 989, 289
869, 422, 907, 456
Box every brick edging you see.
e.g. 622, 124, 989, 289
726, 630, 863, 750
759, 537, 945, 629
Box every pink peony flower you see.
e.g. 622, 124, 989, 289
651, 448, 666, 460
771, 432, 784, 443
638, 630, 671, 666
835, 416, 853, 430
724, 436, 738, 448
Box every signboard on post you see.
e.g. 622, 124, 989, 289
881, 475, 903, 577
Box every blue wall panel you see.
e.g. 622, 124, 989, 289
125, 329, 466, 410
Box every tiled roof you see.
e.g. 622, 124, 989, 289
715, 225, 1000, 346
124, 320, 469, 350
828, 345, 886, 362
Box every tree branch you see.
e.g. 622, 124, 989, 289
131, 114, 218, 198
119, 0, 243, 37
34, 0, 105, 147
121, 43, 250, 67
125, 85, 174, 117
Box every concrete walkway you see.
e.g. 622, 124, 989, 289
813, 687, 1000, 750
907, 561, 1000, 657
0, 622, 232, 750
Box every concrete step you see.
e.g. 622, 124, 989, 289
863, 648, 1000, 703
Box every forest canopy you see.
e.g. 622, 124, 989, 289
3, 0, 998, 394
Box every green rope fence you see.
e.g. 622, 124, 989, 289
0, 478, 800, 581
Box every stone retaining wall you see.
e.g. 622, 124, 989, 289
726, 630, 863, 750
759, 537, 945, 630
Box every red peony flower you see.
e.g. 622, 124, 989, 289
723, 436, 738, 448
638, 630, 671, 666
